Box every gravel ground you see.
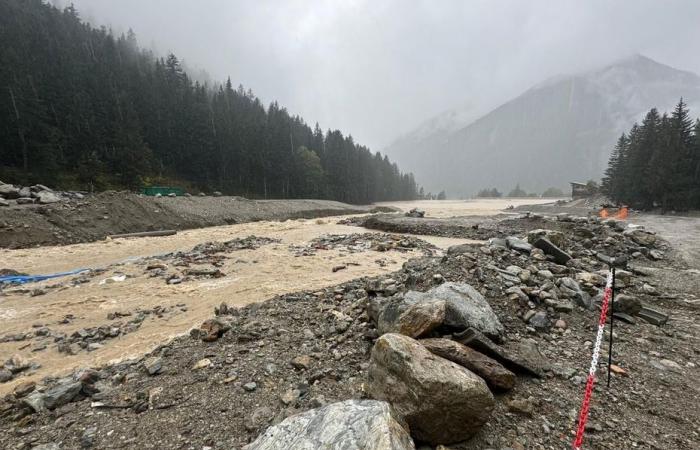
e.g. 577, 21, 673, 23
1, 213, 698, 450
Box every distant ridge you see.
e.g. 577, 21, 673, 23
385, 55, 700, 197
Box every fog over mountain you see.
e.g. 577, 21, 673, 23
54, 0, 700, 154
385, 55, 700, 197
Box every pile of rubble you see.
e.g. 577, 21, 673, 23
0, 213, 696, 450
289, 233, 436, 257
0, 182, 83, 207
140, 236, 280, 285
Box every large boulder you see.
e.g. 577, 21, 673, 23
36, 191, 61, 204
23, 380, 82, 412
243, 399, 415, 450
420, 338, 515, 391
505, 236, 533, 253
367, 334, 494, 444
527, 229, 565, 247
393, 300, 446, 338
0, 184, 20, 199
401, 283, 504, 340
623, 229, 656, 247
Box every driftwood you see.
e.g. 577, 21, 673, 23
107, 230, 177, 239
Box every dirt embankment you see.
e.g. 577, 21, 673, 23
0, 193, 381, 249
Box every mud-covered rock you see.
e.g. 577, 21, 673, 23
367, 333, 494, 444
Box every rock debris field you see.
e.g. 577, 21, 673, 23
1, 205, 699, 450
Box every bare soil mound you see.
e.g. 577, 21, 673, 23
0, 193, 372, 249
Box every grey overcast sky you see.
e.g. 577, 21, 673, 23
59, 0, 700, 150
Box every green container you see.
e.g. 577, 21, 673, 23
141, 186, 184, 196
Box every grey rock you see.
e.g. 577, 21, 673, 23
528, 311, 550, 330
0, 198, 9, 207
0, 368, 13, 382
505, 236, 533, 253
31, 445, 61, 450
368, 334, 493, 444
37, 191, 61, 204
245, 406, 275, 432
558, 277, 591, 309
23, 380, 82, 412
243, 382, 258, 392
614, 294, 641, 316
16, 197, 34, 205
243, 399, 415, 450
18, 187, 31, 198
533, 237, 572, 265
488, 238, 508, 249
527, 229, 565, 247
144, 357, 163, 375
623, 229, 656, 247
447, 243, 477, 255
401, 282, 504, 340
0, 184, 20, 199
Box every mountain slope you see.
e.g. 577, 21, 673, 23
385, 55, 700, 197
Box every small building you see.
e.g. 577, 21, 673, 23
570, 182, 593, 199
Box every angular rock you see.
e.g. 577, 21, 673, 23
614, 294, 641, 316
420, 338, 515, 391
192, 358, 212, 370
505, 237, 533, 253
36, 191, 61, 204
0, 368, 12, 383
402, 282, 504, 340
368, 334, 494, 444
16, 197, 34, 205
527, 229, 565, 247
199, 318, 230, 342
244, 400, 415, 450
245, 406, 274, 432
23, 380, 82, 412
0, 184, 20, 199
533, 237, 571, 265
638, 307, 668, 326
290, 355, 312, 370
144, 357, 163, 375
0, 199, 9, 207
454, 327, 543, 378
623, 229, 656, 247
528, 311, 550, 330
378, 299, 446, 338
558, 277, 591, 309
447, 243, 477, 255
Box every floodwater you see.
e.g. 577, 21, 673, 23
0, 199, 536, 393
376, 198, 558, 218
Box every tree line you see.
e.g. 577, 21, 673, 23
0, 0, 418, 203
602, 99, 700, 211
475, 185, 565, 198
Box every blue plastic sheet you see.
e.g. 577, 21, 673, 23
0, 268, 89, 285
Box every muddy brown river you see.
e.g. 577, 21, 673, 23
0, 198, 552, 394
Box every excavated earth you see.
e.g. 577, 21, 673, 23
0, 192, 388, 249
1, 205, 699, 450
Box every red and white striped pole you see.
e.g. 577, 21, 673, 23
572, 270, 614, 450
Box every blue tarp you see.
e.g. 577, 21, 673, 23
0, 268, 89, 285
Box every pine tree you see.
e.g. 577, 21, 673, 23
0, 0, 418, 202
